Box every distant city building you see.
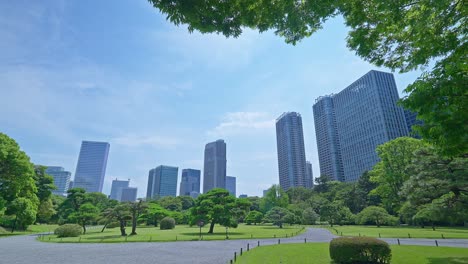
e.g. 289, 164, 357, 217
69, 180, 74, 190
226, 176, 236, 196
404, 109, 423, 139
45, 166, 71, 196
120, 187, 138, 202
305, 161, 314, 188
238, 194, 248, 198
179, 169, 201, 196
189, 191, 200, 199
275, 112, 308, 191
147, 165, 178, 199
313, 70, 409, 182
203, 139, 227, 193
73, 141, 110, 193
110, 179, 130, 201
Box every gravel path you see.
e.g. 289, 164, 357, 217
0, 228, 466, 264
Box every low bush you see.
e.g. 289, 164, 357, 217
54, 224, 82, 238
160, 217, 176, 230
329, 237, 391, 264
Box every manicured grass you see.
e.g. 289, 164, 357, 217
237, 243, 468, 264
41, 224, 305, 243
0, 224, 59, 237
325, 225, 468, 239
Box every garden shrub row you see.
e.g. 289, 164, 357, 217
329, 237, 391, 264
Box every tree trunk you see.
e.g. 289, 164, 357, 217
432, 222, 436, 231
208, 221, 215, 233
279, 223, 283, 228
11, 215, 18, 233
101, 223, 108, 233
131, 212, 137, 235
82, 224, 87, 234
120, 220, 127, 236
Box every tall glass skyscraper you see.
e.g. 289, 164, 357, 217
275, 112, 308, 191
226, 176, 236, 197
203, 139, 226, 193
147, 165, 178, 199
305, 161, 314, 188
313, 70, 409, 182
179, 169, 201, 196
110, 179, 130, 200
73, 141, 110, 193
45, 166, 71, 196
120, 187, 138, 202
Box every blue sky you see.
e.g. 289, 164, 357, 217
0, 0, 422, 197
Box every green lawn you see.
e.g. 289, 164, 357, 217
0, 224, 59, 237
41, 224, 305, 243
324, 225, 468, 239
237, 243, 468, 264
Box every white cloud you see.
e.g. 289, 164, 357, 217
208, 112, 275, 136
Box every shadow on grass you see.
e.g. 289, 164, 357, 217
428, 257, 468, 264
85, 235, 125, 240
179, 232, 247, 236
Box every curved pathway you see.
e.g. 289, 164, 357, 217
0, 228, 466, 264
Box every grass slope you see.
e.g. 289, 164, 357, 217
237, 243, 468, 264
0, 224, 58, 237
42, 224, 305, 243
325, 225, 468, 239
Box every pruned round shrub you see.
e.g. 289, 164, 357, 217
54, 224, 82, 238
329, 237, 391, 264
160, 217, 175, 230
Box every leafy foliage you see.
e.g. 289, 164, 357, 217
54, 224, 82, 238
260, 185, 289, 213
160, 217, 176, 230
356, 206, 397, 227
264, 206, 291, 228
330, 237, 391, 264
245, 211, 263, 225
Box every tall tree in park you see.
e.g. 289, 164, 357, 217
34, 166, 57, 223
370, 137, 426, 214
102, 204, 132, 236
148, 0, 467, 156
190, 188, 250, 233
69, 203, 99, 234
263, 206, 292, 228
0, 133, 39, 230
129, 199, 147, 235
58, 188, 86, 222
401, 147, 468, 225
260, 185, 289, 213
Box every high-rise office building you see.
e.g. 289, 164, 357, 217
404, 109, 422, 138
120, 187, 138, 202
203, 139, 227, 193
179, 169, 201, 196
313, 70, 409, 182
69, 180, 74, 190
276, 112, 308, 191
226, 176, 236, 196
312, 95, 345, 181
45, 166, 71, 196
146, 165, 178, 199
110, 179, 130, 200
73, 141, 110, 193
305, 161, 314, 188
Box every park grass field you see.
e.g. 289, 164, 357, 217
236, 243, 468, 264
42, 224, 305, 243
0, 224, 59, 237
324, 225, 468, 239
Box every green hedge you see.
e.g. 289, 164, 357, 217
54, 224, 82, 238
160, 217, 176, 230
329, 237, 391, 264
